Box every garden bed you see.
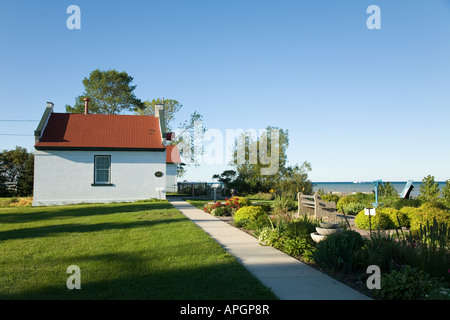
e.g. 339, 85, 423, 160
214, 212, 376, 298
191, 196, 450, 300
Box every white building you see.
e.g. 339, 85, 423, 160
165, 145, 182, 193
32, 101, 181, 206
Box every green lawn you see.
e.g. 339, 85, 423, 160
0, 200, 277, 300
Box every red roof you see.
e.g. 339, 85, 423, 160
166, 145, 182, 164
35, 113, 165, 150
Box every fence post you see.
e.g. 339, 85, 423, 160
297, 192, 302, 215
314, 193, 319, 219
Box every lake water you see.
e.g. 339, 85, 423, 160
312, 181, 447, 198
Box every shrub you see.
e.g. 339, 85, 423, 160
409, 202, 450, 232
336, 195, 358, 212
258, 217, 318, 257
399, 206, 417, 221
312, 231, 365, 273
9, 197, 33, 207
342, 202, 365, 215
248, 192, 274, 200
352, 192, 375, 205
360, 231, 413, 272
352, 206, 410, 230
235, 196, 252, 207
281, 236, 313, 257
383, 207, 410, 228
411, 217, 450, 282
224, 197, 251, 212
272, 195, 296, 215
354, 208, 393, 230
259, 228, 283, 248
387, 198, 422, 210
283, 215, 319, 239
374, 265, 440, 300
320, 194, 340, 204
203, 202, 222, 213
211, 205, 232, 216
257, 203, 272, 213
224, 197, 240, 212
234, 206, 266, 228
246, 214, 271, 232
0, 198, 12, 206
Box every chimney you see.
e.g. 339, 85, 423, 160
166, 132, 175, 141
35, 102, 54, 144
84, 98, 90, 115
155, 102, 166, 141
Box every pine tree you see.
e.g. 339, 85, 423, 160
440, 180, 450, 208
418, 175, 440, 203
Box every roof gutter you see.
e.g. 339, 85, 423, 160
34, 146, 167, 152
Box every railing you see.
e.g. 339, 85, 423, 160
177, 182, 226, 197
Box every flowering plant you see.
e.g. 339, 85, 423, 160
203, 201, 223, 213
225, 197, 240, 211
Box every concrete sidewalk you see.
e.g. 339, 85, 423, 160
168, 198, 371, 300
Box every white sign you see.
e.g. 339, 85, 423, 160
364, 208, 376, 216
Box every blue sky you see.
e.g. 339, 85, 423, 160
0, 0, 449, 182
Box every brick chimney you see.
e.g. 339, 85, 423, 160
84, 98, 90, 115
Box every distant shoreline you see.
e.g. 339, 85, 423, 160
312, 181, 447, 198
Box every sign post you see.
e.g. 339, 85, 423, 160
365, 208, 376, 236
371, 180, 383, 208
211, 183, 220, 203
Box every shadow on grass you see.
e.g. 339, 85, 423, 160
0, 250, 278, 300
0, 202, 176, 224
0, 217, 187, 241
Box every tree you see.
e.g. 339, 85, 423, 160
226, 126, 312, 196
65, 69, 145, 114
231, 126, 289, 193
134, 98, 206, 178
378, 182, 398, 198
173, 111, 207, 177
212, 170, 237, 189
0, 146, 34, 196
0, 146, 30, 183
440, 180, 450, 208
0, 166, 8, 197
135, 98, 182, 132
16, 153, 34, 196
418, 175, 440, 203
277, 162, 313, 197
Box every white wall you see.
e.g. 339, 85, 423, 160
33, 149, 167, 206
166, 163, 178, 193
